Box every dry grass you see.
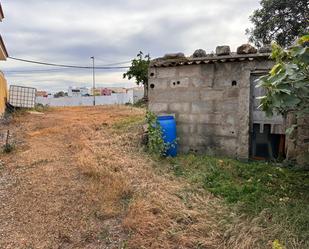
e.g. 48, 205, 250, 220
77, 147, 133, 219
0, 105, 299, 248
122, 191, 226, 249
63, 107, 227, 248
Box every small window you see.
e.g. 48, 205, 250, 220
232, 80, 237, 86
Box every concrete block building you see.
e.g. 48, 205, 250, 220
148, 45, 288, 160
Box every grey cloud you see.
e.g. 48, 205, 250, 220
0, 0, 260, 91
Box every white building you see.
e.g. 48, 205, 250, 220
68, 86, 89, 97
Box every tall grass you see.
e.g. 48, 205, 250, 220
165, 155, 309, 248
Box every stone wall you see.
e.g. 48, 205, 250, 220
148, 59, 274, 159
286, 113, 309, 168
296, 117, 309, 167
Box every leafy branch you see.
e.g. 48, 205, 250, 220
145, 111, 166, 156
145, 111, 178, 156
257, 35, 309, 120
123, 51, 150, 98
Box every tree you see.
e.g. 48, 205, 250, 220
123, 51, 150, 98
54, 91, 66, 98
257, 35, 309, 127
246, 0, 309, 48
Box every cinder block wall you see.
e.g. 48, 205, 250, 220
148, 60, 273, 159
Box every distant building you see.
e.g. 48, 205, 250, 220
91, 88, 101, 96
100, 88, 112, 96
93, 87, 128, 95
36, 91, 48, 97
68, 86, 89, 97
108, 87, 127, 94
90, 86, 139, 96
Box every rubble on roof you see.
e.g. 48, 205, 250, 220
192, 49, 207, 58
216, 45, 230, 56
163, 53, 185, 60
236, 44, 257, 54
150, 43, 271, 67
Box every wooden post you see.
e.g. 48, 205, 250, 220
5, 129, 9, 147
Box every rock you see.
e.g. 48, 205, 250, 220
236, 44, 257, 54
259, 45, 272, 53
216, 45, 231, 56
192, 49, 207, 58
163, 53, 185, 60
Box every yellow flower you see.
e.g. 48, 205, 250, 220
272, 239, 285, 249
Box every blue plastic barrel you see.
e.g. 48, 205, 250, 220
157, 116, 177, 157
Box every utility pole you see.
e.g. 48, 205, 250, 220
91, 56, 95, 106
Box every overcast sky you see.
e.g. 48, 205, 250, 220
0, 0, 260, 92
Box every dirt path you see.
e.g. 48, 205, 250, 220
0, 106, 228, 249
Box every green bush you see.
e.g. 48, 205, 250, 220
2, 143, 14, 153
145, 111, 166, 156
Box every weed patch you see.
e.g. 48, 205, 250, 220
2, 143, 14, 153
112, 115, 144, 130
165, 154, 309, 248
33, 103, 49, 112
1, 130, 14, 154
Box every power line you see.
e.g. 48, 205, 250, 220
4, 67, 127, 74
93, 60, 132, 66
4, 68, 84, 73
8, 56, 130, 69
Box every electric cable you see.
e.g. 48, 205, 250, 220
4, 67, 127, 73
8, 56, 130, 69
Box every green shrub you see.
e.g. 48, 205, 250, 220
2, 143, 14, 153
165, 154, 309, 247
146, 111, 166, 156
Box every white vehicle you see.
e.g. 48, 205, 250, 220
9, 85, 36, 108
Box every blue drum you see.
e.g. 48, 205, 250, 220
157, 116, 177, 157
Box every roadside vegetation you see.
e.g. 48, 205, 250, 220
142, 110, 308, 248
112, 114, 145, 130
157, 155, 309, 249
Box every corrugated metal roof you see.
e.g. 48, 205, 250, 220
150, 52, 271, 68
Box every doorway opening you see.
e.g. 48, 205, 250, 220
250, 124, 285, 160
249, 72, 286, 160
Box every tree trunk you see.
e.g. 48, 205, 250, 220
143, 82, 148, 101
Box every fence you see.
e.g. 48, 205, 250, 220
36, 91, 134, 107
9, 85, 36, 108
